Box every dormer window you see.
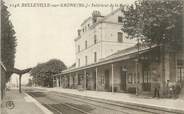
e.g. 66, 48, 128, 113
118, 16, 123, 23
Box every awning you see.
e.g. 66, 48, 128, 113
56, 45, 158, 76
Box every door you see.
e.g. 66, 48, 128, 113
67, 76, 70, 88
105, 70, 110, 91
120, 68, 127, 91
86, 73, 89, 90
92, 71, 96, 90
142, 71, 151, 91
72, 76, 75, 88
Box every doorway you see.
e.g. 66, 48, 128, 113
105, 70, 110, 91
120, 67, 127, 91
142, 71, 151, 91
86, 73, 89, 90
92, 71, 96, 90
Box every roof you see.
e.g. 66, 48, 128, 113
81, 17, 92, 26
100, 45, 138, 61
56, 44, 158, 75
100, 44, 156, 62
102, 8, 121, 21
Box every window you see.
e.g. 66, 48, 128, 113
118, 16, 123, 23
85, 40, 87, 49
133, 73, 136, 84
176, 67, 184, 82
94, 52, 97, 63
118, 32, 123, 43
128, 73, 132, 83
78, 45, 80, 52
143, 71, 151, 83
137, 72, 140, 83
101, 74, 105, 85
94, 35, 97, 44
78, 59, 80, 67
85, 56, 88, 65
78, 75, 81, 85
72, 76, 75, 85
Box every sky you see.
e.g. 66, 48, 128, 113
5, 0, 135, 84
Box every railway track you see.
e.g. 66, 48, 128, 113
52, 92, 183, 114
26, 90, 183, 114
51, 92, 140, 114
27, 92, 90, 114
27, 91, 148, 114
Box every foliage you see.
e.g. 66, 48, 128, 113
30, 59, 67, 87
1, 1, 17, 81
121, 0, 183, 48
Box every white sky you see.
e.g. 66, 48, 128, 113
5, 0, 135, 84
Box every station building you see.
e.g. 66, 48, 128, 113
53, 8, 184, 96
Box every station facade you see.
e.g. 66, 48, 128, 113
53, 9, 184, 97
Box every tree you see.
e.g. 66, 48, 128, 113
30, 59, 67, 87
1, 1, 17, 81
121, 0, 183, 49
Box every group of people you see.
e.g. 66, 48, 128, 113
166, 80, 182, 98
152, 80, 182, 98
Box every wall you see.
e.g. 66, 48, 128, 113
75, 23, 102, 67
75, 9, 136, 68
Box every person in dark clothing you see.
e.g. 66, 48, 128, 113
153, 81, 160, 98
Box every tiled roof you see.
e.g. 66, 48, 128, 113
100, 44, 157, 62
